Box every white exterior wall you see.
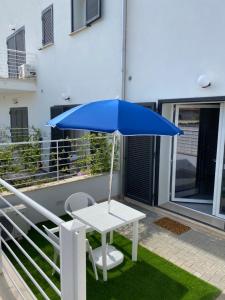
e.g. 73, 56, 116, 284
2, 0, 225, 129
125, 0, 225, 102
0, 0, 123, 137
2, 173, 120, 224
0, 0, 40, 131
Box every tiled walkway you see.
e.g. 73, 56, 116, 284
120, 199, 225, 299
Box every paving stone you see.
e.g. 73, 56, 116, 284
118, 203, 225, 297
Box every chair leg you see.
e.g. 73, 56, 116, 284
87, 243, 98, 281
52, 250, 58, 276
109, 231, 113, 244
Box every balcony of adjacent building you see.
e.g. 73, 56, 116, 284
0, 49, 37, 93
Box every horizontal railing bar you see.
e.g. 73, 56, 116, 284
0, 223, 61, 296
5, 48, 36, 54
0, 136, 113, 147
0, 178, 63, 226
0, 157, 118, 173
0, 147, 110, 161
0, 144, 110, 154
0, 209, 60, 274
1, 239, 51, 300
1, 162, 117, 183
0, 195, 60, 250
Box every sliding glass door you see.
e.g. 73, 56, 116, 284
213, 102, 225, 218
172, 104, 220, 203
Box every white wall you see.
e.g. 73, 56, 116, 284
0, 0, 123, 137
0, 0, 40, 52
2, 0, 225, 129
125, 0, 225, 102
2, 173, 120, 224
0, 0, 41, 132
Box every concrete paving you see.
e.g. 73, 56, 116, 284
120, 199, 225, 299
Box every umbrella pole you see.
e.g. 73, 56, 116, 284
108, 133, 116, 213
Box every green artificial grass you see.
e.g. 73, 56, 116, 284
4, 220, 221, 300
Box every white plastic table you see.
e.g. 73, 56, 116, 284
72, 200, 146, 281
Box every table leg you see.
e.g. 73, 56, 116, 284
109, 231, 113, 244
132, 221, 139, 261
101, 233, 107, 281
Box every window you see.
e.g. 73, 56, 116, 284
7, 27, 26, 78
71, 0, 101, 33
42, 5, 54, 46
10, 107, 28, 142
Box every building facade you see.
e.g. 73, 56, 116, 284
0, 0, 225, 228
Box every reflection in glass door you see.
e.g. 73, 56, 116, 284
172, 105, 220, 203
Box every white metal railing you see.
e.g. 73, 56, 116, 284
0, 49, 36, 79
0, 136, 119, 191
0, 178, 86, 300
0, 127, 40, 144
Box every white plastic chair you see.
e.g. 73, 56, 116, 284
64, 192, 96, 232
64, 192, 96, 216
42, 225, 98, 280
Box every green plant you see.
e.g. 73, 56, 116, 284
19, 143, 41, 174
0, 145, 21, 177
73, 133, 120, 176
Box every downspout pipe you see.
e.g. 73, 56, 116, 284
121, 0, 127, 100
120, 0, 127, 200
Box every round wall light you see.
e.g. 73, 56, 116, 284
197, 74, 211, 88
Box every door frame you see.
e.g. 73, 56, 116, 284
171, 103, 220, 204
213, 102, 225, 218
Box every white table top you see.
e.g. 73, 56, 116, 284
72, 200, 146, 234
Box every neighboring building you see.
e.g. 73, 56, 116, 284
0, 0, 225, 229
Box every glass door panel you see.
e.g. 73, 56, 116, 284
172, 105, 219, 203
175, 108, 200, 199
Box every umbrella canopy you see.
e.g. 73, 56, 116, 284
47, 99, 183, 212
47, 99, 183, 136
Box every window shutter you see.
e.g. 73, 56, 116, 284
86, 0, 101, 25
42, 5, 54, 46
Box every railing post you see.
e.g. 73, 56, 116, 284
0, 228, 3, 275
60, 220, 86, 300
56, 140, 59, 181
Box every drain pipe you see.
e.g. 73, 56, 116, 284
121, 0, 127, 100
119, 0, 128, 200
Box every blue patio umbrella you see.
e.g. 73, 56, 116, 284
47, 99, 183, 211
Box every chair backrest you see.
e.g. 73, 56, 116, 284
64, 192, 96, 217
42, 225, 59, 247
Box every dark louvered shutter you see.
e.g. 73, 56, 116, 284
86, 0, 101, 25
10, 107, 28, 142
124, 104, 156, 205
42, 5, 54, 46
